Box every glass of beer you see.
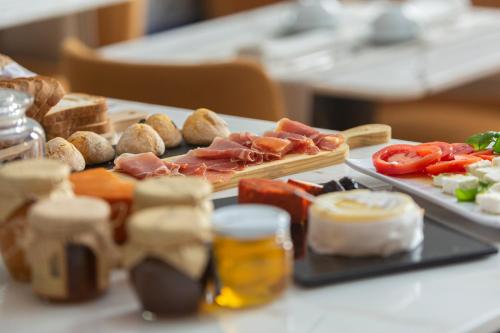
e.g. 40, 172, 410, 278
212, 204, 293, 309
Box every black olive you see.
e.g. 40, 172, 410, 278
320, 180, 345, 194
339, 177, 362, 191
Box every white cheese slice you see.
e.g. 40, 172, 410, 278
476, 192, 500, 214
466, 160, 491, 176
441, 175, 478, 195
433, 173, 453, 188
489, 183, 500, 193
484, 168, 500, 184
493, 157, 500, 167
475, 167, 496, 181
308, 190, 424, 257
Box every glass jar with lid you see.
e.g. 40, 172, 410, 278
0, 159, 72, 282
26, 196, 116, 302
213, 204, 293, 309
124, 206, 212, 318
0, 88, 45, 164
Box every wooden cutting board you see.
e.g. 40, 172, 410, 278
164, 124, 391, 192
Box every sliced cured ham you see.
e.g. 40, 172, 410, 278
251, 137, 291, 161
115, 153, 175, 179
275, 118, 344, 151
276, 118, 318, 137
313, 134, 344, 151
192, 137, 263, 163
229, 132, 258, 148
265, 131, 320, 155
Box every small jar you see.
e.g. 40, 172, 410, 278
213, 204, 293, 309
0, 159, 72, 282
0, 89, 45, 164
124, 206, 212, 318
26, 196, 115, 302
133, 176, 213, 213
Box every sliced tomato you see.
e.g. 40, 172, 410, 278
451, 143, 474, 155
418, 142, 454, 161
425, 155, 481, 175
470, 149, 493, 156
373, 144, 442, 175
469, 149, 494, 160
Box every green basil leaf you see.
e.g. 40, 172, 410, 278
494, 137, 500, 154
467, 131, 498, 150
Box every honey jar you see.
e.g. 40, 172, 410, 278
25, 196, 116, 302
213, 204, 293, 309
123, 206, 212, 318
0, 159, 72, 281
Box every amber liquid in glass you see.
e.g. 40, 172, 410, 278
213, 235, 292, 309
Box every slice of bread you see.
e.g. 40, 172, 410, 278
0, 75, 65, 122
43, 93, 107, 126
46, 118, 112, 140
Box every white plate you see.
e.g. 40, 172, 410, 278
346, 158, 500, 228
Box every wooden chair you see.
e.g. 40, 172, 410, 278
61, 38, 285, 121
96, 0, 147, 46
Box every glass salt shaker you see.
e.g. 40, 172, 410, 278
0, 88, 45, 164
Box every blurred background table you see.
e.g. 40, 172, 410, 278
101, 1, 500, 142
0, 0, 127, 30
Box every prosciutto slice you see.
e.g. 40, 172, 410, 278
229, 132, 258, 148
114, 153, 180, 179
251, 137, 291, 161
192, 137, 263, 164
264, 131, 320, 155
276, 118, 344, 151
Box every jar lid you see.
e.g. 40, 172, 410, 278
0, 89, 33, 126
213, 204, 290, 240
134, 176, 212, 210
128, 206, 212, 246
28, 196, 110, 234
0, 159, 70, 195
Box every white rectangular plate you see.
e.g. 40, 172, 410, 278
347, 158, 500, 228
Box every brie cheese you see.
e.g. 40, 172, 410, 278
308, 190, 424, 257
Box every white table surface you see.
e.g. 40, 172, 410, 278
101, 1, 500, 101
0, 0, 127, 30
2, 98, 500, 333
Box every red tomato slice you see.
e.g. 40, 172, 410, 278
425, 155, 481, 175
469, 150, 494, 160
418, 142, 454, 161
476, 155, 494, 161
470, 149, 493, 156
373, 144, 442, 175
451, 143, 474, 155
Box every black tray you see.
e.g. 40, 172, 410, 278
213, 196, 498, 288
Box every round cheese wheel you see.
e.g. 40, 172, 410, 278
308, 190, 424, 257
